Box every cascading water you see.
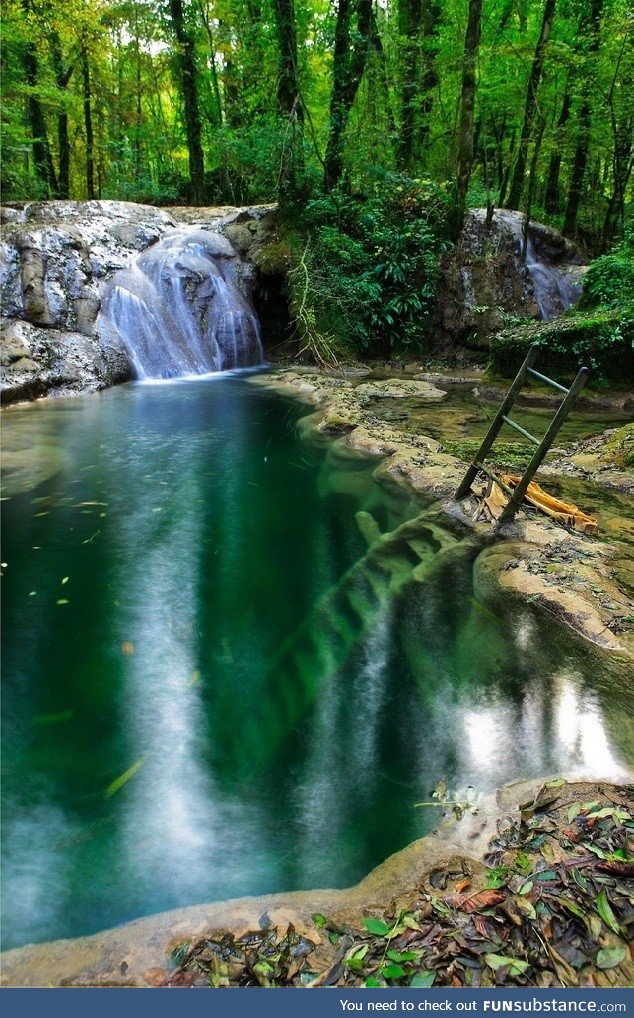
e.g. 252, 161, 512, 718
99, 226, 264, 378
494, 209, 583, 321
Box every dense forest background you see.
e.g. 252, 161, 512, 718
2, 0, 632, 366
3, 0, 632, 244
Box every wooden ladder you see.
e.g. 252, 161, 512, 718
455, 343, 590, 525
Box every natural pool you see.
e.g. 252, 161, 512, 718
1, 375, 630, 951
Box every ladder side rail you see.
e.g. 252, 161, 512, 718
455, 343, 541, 499
496, 366, 590, 526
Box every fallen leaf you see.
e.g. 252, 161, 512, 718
596, 947, 627, 970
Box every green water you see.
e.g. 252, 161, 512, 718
1, 376, 630, 951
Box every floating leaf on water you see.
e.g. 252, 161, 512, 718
105, 757, 145, 798
152, 507, 163, 513
596, 889, 620, 934
410, 971, 435, 987
596, 947, 627, 970
56, 598, 69, 605
29, 591, 37, 597
187, 669, 201, 686
31, 709, 73, 725
35, 512, 50, 517
362, 917, 391, 937
121, 642, 134, 655
61, 576, 69, 585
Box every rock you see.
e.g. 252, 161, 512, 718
435, 209, 586, 350
354, 378, 447, 401
0, 199, 277, 404
0, 317, 131, 404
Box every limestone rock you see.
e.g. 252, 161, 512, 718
354, 378, 447, 401
0, 199, 276, 403
0, 317, 131, 403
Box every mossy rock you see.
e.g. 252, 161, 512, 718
488, 306, 634, 385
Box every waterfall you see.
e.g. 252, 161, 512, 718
99, 226, 264, 379
494, 210, 583, 321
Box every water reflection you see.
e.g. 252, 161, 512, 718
1, 379, 630, 951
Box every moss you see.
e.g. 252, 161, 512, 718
488, 306, 634, 385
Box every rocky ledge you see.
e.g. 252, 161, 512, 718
248, 369, 633, 659
0, 200, 275, 404
2, 778, 631, 987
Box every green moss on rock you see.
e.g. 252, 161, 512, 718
488, 306, 633, 385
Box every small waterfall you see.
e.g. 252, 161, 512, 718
99, 226, 264, 379
494, 209, 583, 321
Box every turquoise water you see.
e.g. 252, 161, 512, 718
1, 376, 629, 951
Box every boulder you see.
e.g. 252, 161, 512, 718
435, 209, 585, 350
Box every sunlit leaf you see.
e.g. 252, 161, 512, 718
105, 758, 145, 798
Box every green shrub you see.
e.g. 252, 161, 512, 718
488, 310, 633, 385
282, 170, 454, 361
579, 239, 634, 310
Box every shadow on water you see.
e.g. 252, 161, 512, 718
1, 378, 630, 950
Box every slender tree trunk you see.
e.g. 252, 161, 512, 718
563, 0, 602, 237
522, 117, 545, 260
369, 12, 396, 143
397, 0, 440, 170
50, 34, 72, 199
81, 47, 95, 199
507, 0, 557, 209
22, 0, 57, 196
197, 0, 224, 125
397, 0, 422, 170
134, 8, 143, 175
169, 0, 205, 204
455, 0, 483, 215
323, 0, 373, 191
543, 88, 571, 214
272, 0, 304, 195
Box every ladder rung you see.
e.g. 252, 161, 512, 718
502, 415, 540, 446
474, 463, 517, 500
526, 367, 569, 395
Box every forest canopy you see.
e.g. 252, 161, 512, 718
2, 0, 632, 251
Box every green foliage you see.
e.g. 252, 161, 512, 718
284, 171, 453, 360
579, 239, 634, 311
488, 308, 634, 386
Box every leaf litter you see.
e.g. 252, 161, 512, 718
161, 782, 633, 989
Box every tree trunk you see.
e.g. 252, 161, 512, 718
455, 0, 483, 215
370, 12, 397, 143
397, 0, 422, 170
397, 0, 440, 170
563, 0, 602, 237
272, 0, 305, 195
507, 0, 557, 210
197, 0, 224, 126
50, 33, 72, 199
81, 47, 95, 199
22, 0, 57, 196
323, 0, 373, 191
543, 88, 571, 214
169, 0, 205, 204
